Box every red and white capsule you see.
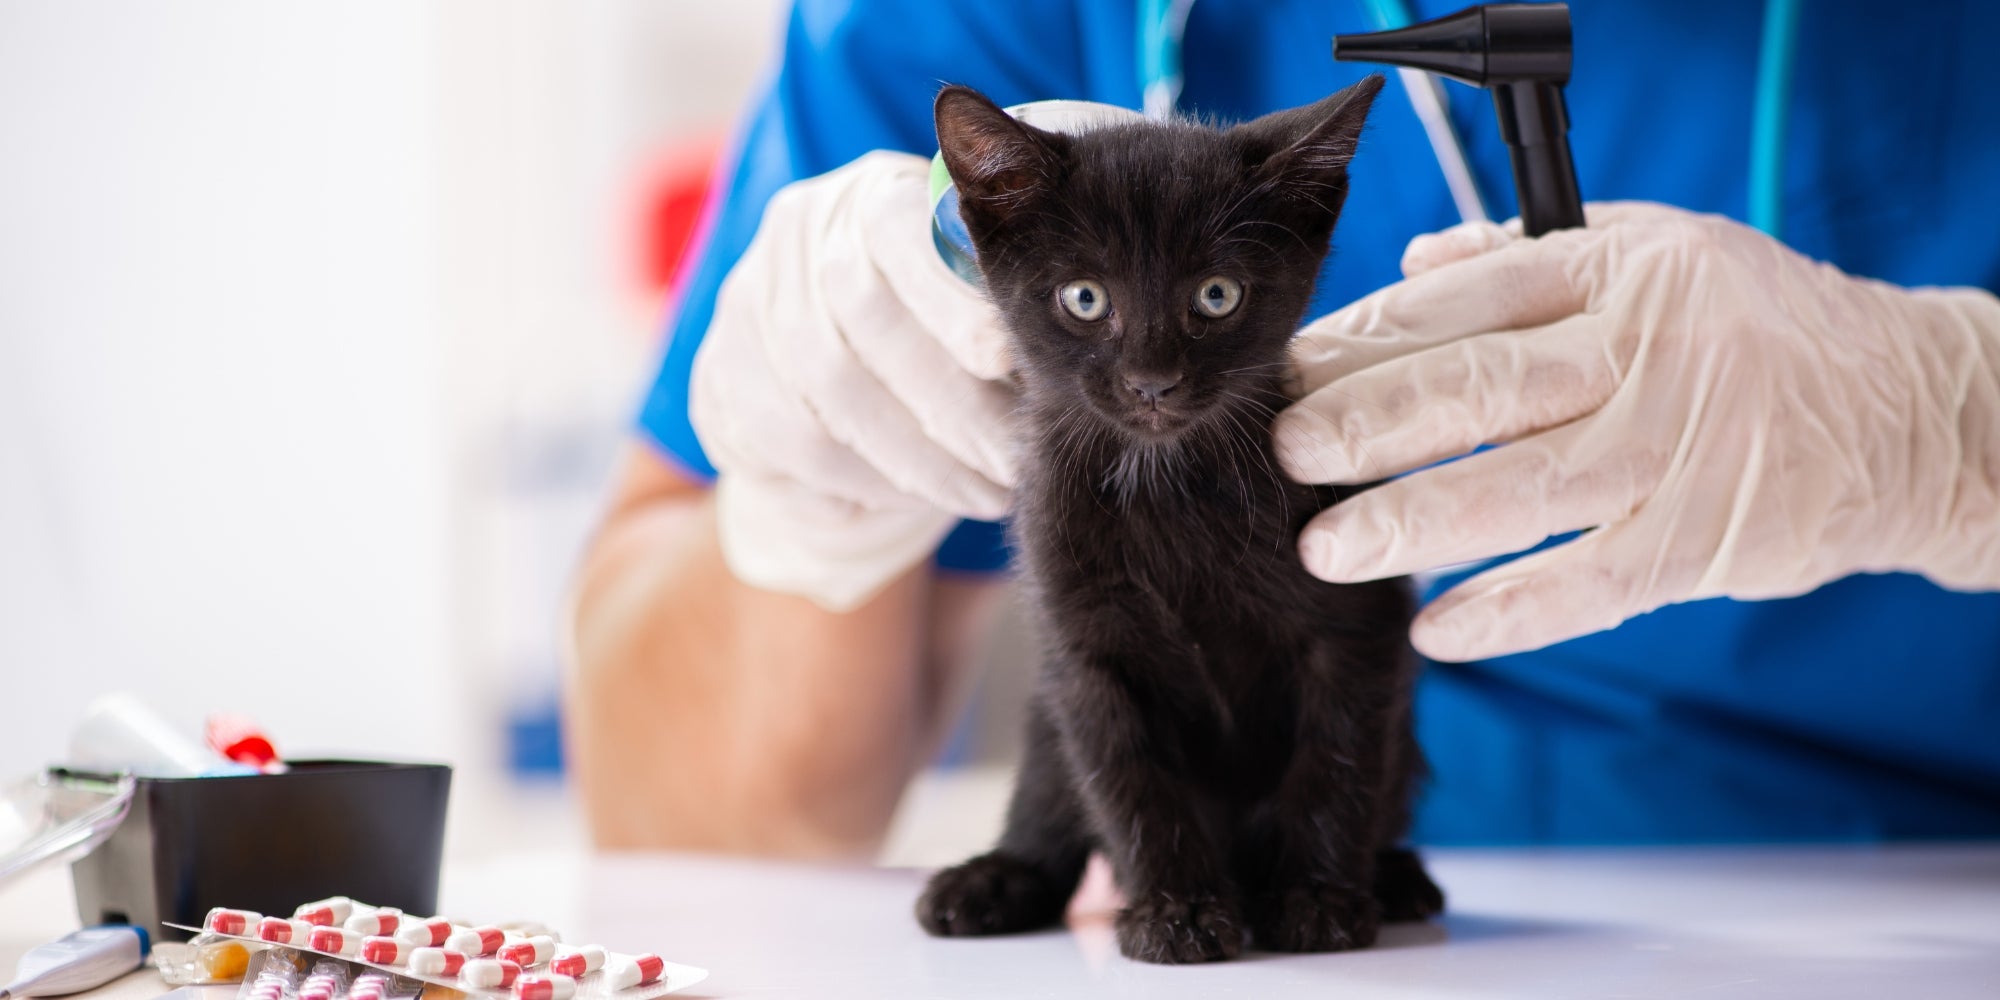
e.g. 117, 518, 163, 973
447, 925, 507, 957
548, 946, 605, 978
498, 935, 555, 969
345, 907, 404, 936
513, 974, 576, 1000
360, 936, 409, 965
204, 908, 260, 936
460, 959, 521, 989
255, 916, 314, 944
308, 926, 359, 957
409, 947, 467, 978
395, 916, 455, 948
442, 928, 480, 957
605, 954, 665, 990
293, 896, 354, 926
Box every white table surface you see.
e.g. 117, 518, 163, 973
6, 843, 1998, 1000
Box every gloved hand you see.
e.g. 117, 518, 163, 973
1276, 202, 2000, 661
689, 151, 1018, 612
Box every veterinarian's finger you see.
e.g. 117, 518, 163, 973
1275, 313, 1624, 483
762, 216, 1010, 518
1292, 227, 1605, 387
694, 256, 914, 512
1294, 417, 1664, 583
1409, 520, 1689, 661
824, 189, 1021, 491
1397, 204, 1664, 280
1399, 220, 1515, 278
852, 151, 1016, 382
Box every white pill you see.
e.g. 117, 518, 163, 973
499, 921, 559, 941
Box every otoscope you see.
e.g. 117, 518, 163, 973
1335, 2, 1584, 236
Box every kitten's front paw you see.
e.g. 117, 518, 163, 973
1374, 847, 1445, 923
1252, 883, 1381, 953
917, 852, 1071, 937
1116, 894, 1245, 964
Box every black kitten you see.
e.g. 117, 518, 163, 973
914, 76, 1441, 964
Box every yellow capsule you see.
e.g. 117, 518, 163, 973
198, 941, 251, 981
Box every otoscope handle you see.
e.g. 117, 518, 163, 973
1492, 80, 1584, 235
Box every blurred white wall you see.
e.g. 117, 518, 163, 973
0, 2, 453, 769
0, 0, 785, 837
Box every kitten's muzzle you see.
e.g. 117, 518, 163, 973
1115, 369, 1194, 436
1123, 370, 1183, 405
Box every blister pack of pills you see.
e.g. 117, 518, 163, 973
174, 896, 706, 999
154, 935, 259, 986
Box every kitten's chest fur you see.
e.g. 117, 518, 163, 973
1014, 395, 1404, 791
1022, 407, 1333, 624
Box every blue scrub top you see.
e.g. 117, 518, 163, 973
639, 0, 2000, 844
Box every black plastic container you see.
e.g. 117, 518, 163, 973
68, 760, 451, 940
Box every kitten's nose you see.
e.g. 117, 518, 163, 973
1123, 370, 1182, 404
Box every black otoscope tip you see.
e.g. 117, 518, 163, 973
1332, 3, 1571, 86
1333, 6, 1492, 84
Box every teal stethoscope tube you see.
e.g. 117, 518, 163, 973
1138, 0, 1195, 117
1750, 0, 1802, 238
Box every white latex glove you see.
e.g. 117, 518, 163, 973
689, 151, 1018, 612
1277, 202, 2000, 662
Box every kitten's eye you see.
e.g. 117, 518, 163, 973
1193, 276, 1243, 319
1058, 280, 1111, 322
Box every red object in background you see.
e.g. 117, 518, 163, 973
205, 713, 281, 771
637, 135, 723, 298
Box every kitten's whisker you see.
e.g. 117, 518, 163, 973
1209, 391, 1297, 556
1213, 361, 1292, 378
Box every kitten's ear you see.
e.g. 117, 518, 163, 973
1237, 74, 1385, 194
934, 85, 1066, 224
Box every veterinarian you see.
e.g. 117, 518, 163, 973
567, 0, 2000, 852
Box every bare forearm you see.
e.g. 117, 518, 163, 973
564, 485, 936, 856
